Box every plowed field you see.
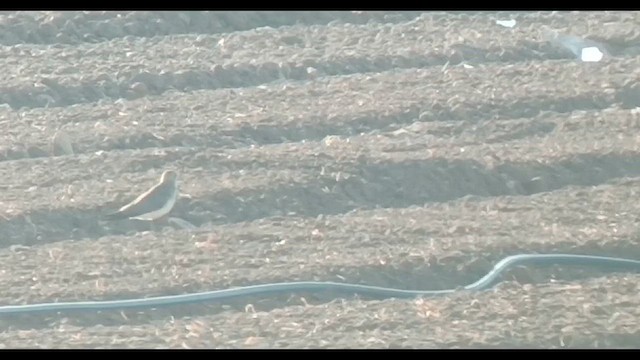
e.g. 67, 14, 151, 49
1, 11, 640, 348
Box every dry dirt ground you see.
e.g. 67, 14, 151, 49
0, 10, 640, 349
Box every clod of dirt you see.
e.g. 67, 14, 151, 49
50, 129, 75, 156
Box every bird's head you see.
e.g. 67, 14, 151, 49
161, 170, 178, 184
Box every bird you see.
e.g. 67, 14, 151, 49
104, 170, 179, 222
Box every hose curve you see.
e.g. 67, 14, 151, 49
0, 253, 638, 315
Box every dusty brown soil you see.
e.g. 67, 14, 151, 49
1, 10, 640, 349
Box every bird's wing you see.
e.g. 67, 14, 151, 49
104, 180, 176, 220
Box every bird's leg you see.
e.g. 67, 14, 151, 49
151, 213, 171, 232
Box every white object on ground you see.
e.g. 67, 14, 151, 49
580, 46, 604, 62
541, 27, 608, 62
496, 19, 516, 28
